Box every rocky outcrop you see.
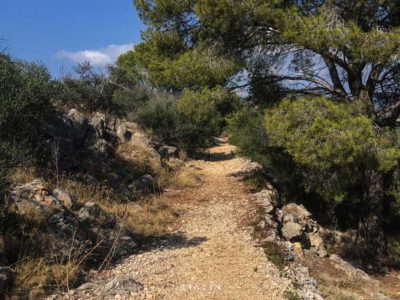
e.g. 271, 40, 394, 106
329, 254, 371, 281
49, 275, 143, 300
254, 196, 328, 258
10, 180, 137, 261
254, 186, 327, 299
284, 264, 323, 300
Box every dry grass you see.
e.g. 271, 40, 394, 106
117, 140, 162, 175
103, 198, 178, 237
12, 258, 80, 299
321, 285, 360, 300
55, 178, 178, 237
168, 167, 205, 188
8, 167, 39, 185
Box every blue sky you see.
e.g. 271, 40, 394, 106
0, 0, 144, 77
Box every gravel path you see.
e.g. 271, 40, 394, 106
68, 143, 293, 299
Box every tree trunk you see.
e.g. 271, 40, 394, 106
356, 169, 387, 258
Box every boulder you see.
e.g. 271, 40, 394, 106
67, 109, 88, 134
329, 254, 371, 281
308, 232, 328, 257
53, 188, 76, 209
116, 235, 137, 257
78, 203, 101, 222
135, 174, 155, 193
255, 187, 278, 214
0, 267, 13, 297
284, 263, 322, 300
89, 113, 107, 139
116, 123, 133, 143
157, 145, 179, 159
293, 242, 304, 259
11, 180, 61, 222
282, 221, 303, 241
281, 203, 311, 228
93, 276, 143, 298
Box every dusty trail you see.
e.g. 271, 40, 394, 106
72, 142, 293, 299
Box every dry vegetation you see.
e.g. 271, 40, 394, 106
5, 162, 180, 298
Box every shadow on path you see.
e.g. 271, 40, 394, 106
136, 234, 208, 252
200, 151, 235, 162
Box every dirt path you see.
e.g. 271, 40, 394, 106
71, 142, 293, 299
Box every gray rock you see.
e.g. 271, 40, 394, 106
134, 174, 155, 193
329, 254, 371, 281
157, 145, 178, 159
78, 203, 100, 222
48, 211, 90, 258
307, 232, 328, 257
67, 109, 88, 133
11, 180, 60, 222
284, 263, 322, 300
254, 187, 278, 214
90, 138, 111, 155
116, 123, 133, 143
0, 267, 13, 296
89, 113, 107, 139
281, 203, 311, 227
116, 235, 137, 257
282, 221, 303, 241
94, 275, 143, 297
53, 188, 76, 209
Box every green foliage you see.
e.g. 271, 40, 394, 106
60, 62, 118, 113
0, 54, 53, 195
123, 38, 238, 91
388, 237, 400, 264
136, 94, 215, 153
178, 86, 239, 126
228, 107, 302, 194
111, 87, 150, 116
260, 241, 286, 270
264, 96, 400, 203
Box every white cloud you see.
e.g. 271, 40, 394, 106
56, 43, 133, 66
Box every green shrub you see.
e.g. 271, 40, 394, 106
228, 107, 302, 195
261, 241, 286, 270
388, 237, 400, 264
264, 96, 399, 204
136, 93, 217, 154
0, 55, 53, 193
60, 62, 117, 113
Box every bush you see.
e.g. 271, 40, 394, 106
60, 62, 118, 113
0, 54, 53, 195
228, 107, 302, 196
264, 96, 399, 203
136, 93, 219, 153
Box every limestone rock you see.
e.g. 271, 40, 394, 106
89, 113, 107, 139
156, 145, 179, 159
53, 188, 76, 209
254, 187, 278, 214
94, 276, 143, 298
67, 108, 88, 134
282, 221, 303, 241
293, 242, 304, 259
281, 203, 311, 227
116, 123, 133, 143
11, 180, 60, 222
78, 203, 101, 222
329, 254, 371, 281
308, 232, 328, 257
